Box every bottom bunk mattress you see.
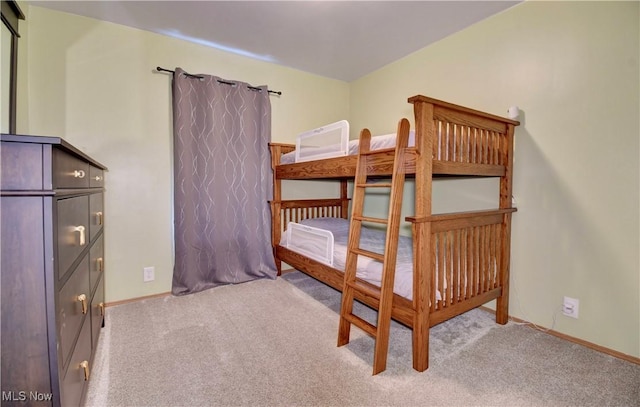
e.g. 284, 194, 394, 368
279, 217, 419, 300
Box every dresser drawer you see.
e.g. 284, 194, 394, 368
89, 234, 104, 295
57, 196, 89, 278
89, 193, 104, 242
89, 166, 104, 188
58, 255, 90, 369
90, 274, 105, 350
89, 193, 104, 241
53, 149, 90, 189
0, 142, 47, 191
61, 317, 92, 407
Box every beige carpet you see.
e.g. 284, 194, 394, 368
84, 273, 639, 407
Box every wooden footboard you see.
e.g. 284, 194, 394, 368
405, 208, 515, 371
415, 209, 516, 325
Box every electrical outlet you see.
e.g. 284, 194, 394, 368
143, 266, 155, 282
562, 296, 579, 319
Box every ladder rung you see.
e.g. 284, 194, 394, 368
346, 281, 381, 300
352, 215, 388, 225
343, 313, 377, 337
350, 247, 385, 262
355, 183, 392, 188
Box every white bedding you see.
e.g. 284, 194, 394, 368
280, 217, 416, 300
280, 131, 416, 165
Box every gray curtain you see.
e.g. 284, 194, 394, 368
171, 67, 277, 295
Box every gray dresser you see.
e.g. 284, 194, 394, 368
1, 134, 107, 406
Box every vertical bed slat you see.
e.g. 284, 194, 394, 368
448, 124, 455, 162
490, 223, 497, 289
465, 226, 472, 300
438, 233, 445, 309
484, 225, 490, 292
490, 131, 495, 165
453, 229, 460, 304
479, 225, 485, 293
433, 120, 440, 160
496, 223, 502, 289
446, 231, 453, 306
459, 228, 466, 302
472, 227, 477, 297
431, 236, 437, 312
459, 126, 466, 163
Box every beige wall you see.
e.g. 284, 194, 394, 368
18, 5, 349, 303
17, 1, 639, 359
350, 1, 639, 358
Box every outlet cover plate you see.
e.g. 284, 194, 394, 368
143, 266, 155, 282
562, 296, 579, 318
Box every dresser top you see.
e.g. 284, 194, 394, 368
1, 133, 107, 170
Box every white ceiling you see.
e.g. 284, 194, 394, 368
28, 1, 520, 82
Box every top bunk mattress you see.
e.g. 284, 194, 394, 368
280, 120, 415, 164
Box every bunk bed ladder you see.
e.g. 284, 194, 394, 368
337, 118, 410, 375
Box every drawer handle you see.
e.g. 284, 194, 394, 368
77, 293, 88, 314
79, 360, 90, 381
96, 211, 103, 226
99, 302, 105, 317
93, 175, 102, 181
74, 225, 86, 246
97, 257, 104, 272
73, 170, 86, 179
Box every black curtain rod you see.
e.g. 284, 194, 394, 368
156, 66, 282, 96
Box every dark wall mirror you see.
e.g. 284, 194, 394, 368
1, 0, 24, 134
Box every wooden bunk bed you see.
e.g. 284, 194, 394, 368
269, 95, 519, 372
